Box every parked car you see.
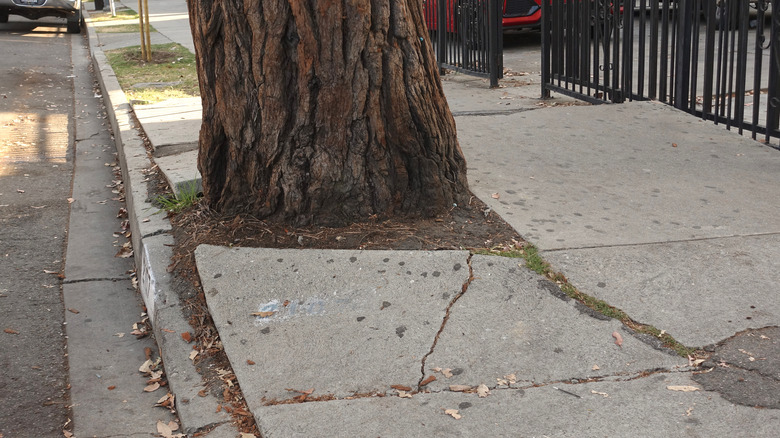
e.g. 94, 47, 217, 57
0, 0, 83, 33
425, 0, 543, 32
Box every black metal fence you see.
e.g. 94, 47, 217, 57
424, 0, 504, 87
541, 0, 780, 146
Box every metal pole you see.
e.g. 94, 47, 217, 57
540, 0, 550, 98
488, 0, 500, 87
673, 0, 693, 109
437, 0, 446, 75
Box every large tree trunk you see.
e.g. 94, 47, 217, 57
188, 0, 469, 226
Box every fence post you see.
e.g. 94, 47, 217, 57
488, 0, 500, 87
673, 0, 693, 109
767, 0, 780, 138
541, 0, 550, 98
437, 0, 446, 76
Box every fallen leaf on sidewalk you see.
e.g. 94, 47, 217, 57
442, 368, 454, 378
592, 364, 600, 371
420, 375, 436, 386
67, 308, 79, 314
444, 409, 462, 419
240, 433, 257, 438
449, 385, 472, 392
107, 385, 116, 390
246, 359, 256, 365
591, 390, 609, 397
4, 328, 19, 335
477, 384, 490, 398
391, 384, 412, 391
397, 390, 413, 399
156, 420, 185, 438
181, 332, 192, 343
491, 193, 500, 199
67, 198, 74, 204
667, 385, 699, 392
189, 350, 198, 361
612, 331, 623, 348
144, 382, 161, 392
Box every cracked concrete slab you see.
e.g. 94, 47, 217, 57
195, 245, 470, 407
544, 234, 780, 347
254, 372, 777, 437
424, 255, 685, 392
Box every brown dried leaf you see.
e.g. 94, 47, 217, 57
449, 385, 472, 392
67, 308, 79, 314
181, 332, 192, 343
247, 359, 256, 365
391, 384, 412, 391
491, 193, 500, 199
667, 385, 700, 392
4, 328, 19, 335
143, 382, 161, 392
477, 384, 490, 398
420, 375, 436, 386
612, 331, 623, 348
397, 390, 413, 399
442, 368, 454, 378
444, 409, 462, 420
107, 385, 116, 391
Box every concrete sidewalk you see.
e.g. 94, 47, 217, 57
85, 1, 780, 436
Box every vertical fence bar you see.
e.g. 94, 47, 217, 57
541, 0, 551, 98
674, 0, 692, 109
489, 0, 500, 87
767, 0, 780, 142
750, 2, 768, 139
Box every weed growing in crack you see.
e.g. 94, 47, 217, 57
155, 181, 201, 214
471, 243, 699, 358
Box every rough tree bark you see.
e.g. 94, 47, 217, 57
188, 0, 469, 226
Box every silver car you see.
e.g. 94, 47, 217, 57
0, 0, 82, 33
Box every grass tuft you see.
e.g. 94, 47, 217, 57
155, 181, 201, 215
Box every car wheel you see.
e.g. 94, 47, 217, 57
0, 9, 9, 23
67, 9, 82, 33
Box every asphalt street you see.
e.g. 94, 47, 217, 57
0, 16, 75, 437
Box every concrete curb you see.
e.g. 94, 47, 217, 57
83, 9, 235, 436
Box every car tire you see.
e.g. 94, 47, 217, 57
67, 9, 82, 33
0, 9, 9, 23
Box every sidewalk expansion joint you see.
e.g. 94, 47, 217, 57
417, 254, 474, 389
142, 229, 171, 239
63, 276, 129, 285
543, 231, 780, 253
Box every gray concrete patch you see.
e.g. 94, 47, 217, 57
154, 149, 201, 198
693, 326, 780, 409
544, 235, 780, 347
195, 245, 470, 405
133, 98, 201, 156
425, 255, 685, 392
254, 372, 778, 437
458, 101, 780, 250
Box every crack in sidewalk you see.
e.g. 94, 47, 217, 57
63, 276, 129, 284
417, 254, 475, 389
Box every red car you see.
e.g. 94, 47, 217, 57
425, 0, 543, 32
